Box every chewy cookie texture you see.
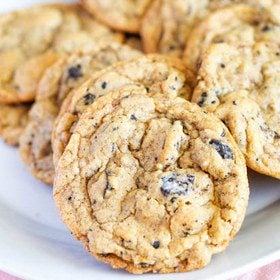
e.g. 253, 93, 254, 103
80, 0, 153, 33
184, 3, 280, 71
141, 0, 279, 57
193, 42, 280, 179
54, 89, 249, 273
51, 55, 195, 167
19, 43, 141, 185
1, 0, 280, 275
52, 55, 248, 274
0, 3, 122, 104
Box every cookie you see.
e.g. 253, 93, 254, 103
193, 42, 280, 179
80, 0, 153, 33
53, 88, 249, 273
0, 103, 30, 146
141, 0, 279, 58
19, 44, 141, 185
141, 0, 212, 57
0, 51, 60, 105
184, 4, 280, 71
52, 55, 195, 167
0, 4, 122, 104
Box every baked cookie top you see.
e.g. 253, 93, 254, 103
183, 4, 280, 71
141, 0, 280, 57
19, 43, 141, 185
80, 0, 153, 33
52, 55, 195, 167
0, 4, 122, 104
193, 42, 280, 179
0, 103, 30, 146
54, 88, 249, 273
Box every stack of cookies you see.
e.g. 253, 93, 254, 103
0, 0, 279, 274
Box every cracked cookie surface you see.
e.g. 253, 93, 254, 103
54, 89, 249, 273
19, 43, 141, 185
80, 0, 153, 33
193, 42, 280, 179
0, 4, 122, 104
52, 55, 195, 168
183, 3, 280, 71
0, 103, 30, 146
141, 0, 280, 57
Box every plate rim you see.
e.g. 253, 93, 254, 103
0, 250, 279, 280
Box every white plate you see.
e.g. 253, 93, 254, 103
0, 1, 280, 279
2, 144, 280, 280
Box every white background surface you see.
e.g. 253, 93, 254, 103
0, 1, 280, 279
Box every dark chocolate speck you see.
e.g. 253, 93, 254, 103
152, 241, 160, 249
198, 92, 208, 107
161, 173, 195, 196
209, 139, 233, 160
130, 114, 137, 120
83, 93, 96, 105
101, 81, 107, 89
274, 132, 280, 139
68, 64, 82, 79
262, 25, 271, 32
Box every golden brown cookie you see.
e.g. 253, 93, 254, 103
141, 0, 212, 57
80, 0, 153, 33
52, 55, 195, 167
0, 4, 122, 104
54, 88, 249, 273
19, 43, 141, 185
0, 103, 30, 146
184, 4, 280, 71
193, 42, 280, 179
141, 0, 280, 57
